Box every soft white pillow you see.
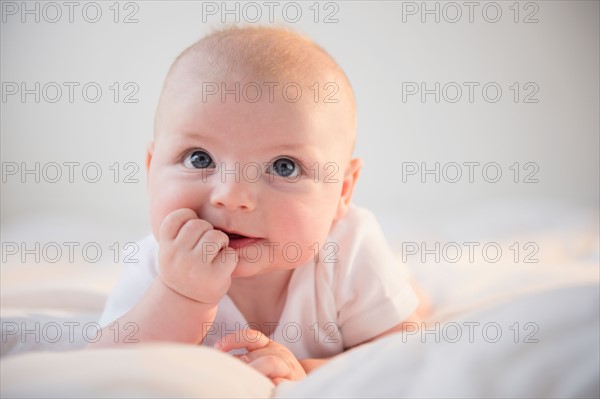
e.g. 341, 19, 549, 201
1, 309, 99, 357
1, 343, 275, 398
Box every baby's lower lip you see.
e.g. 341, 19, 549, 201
227, 236, 261, 250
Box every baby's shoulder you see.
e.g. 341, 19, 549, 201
326, 203, 384, 247
316, 204, 392, 276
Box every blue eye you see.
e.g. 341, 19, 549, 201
184, 150, 214, 169
269, 158, 299, 178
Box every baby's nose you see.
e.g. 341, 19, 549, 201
209, 167, 257, 212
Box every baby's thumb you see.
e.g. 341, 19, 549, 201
215, 247, 238, 274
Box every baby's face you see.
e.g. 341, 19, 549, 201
147, 76, 357, 277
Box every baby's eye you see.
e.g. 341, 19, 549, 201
183, 150, 215, 169
268, 157, 300, 178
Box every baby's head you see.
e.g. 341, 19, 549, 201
147, 26, 362, 276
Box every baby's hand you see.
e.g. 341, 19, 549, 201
215, 329, 307, 385
157, 208, 237, 305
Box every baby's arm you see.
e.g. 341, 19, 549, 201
89, 209, 237, 347
90, 278, 217, 346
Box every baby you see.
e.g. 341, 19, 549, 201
92, 26, 423, 383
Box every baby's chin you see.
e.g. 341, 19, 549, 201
229, 255, 313, 279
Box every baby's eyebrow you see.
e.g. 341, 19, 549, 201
267, 143, 322, 158
269, 142, 315, 151
179, 130, 213, 141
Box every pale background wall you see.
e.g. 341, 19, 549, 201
1, 1, 598, 249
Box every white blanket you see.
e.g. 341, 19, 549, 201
2, 206, 599, 398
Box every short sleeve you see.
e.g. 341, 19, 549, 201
328, 205, 419, 348
97, 235, 158, 327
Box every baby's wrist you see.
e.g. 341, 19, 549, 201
155, 277, 220, 311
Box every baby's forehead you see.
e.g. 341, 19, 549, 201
166, 27, 353, 103
169, 73, 342, 115
158, 80, 354, 161
156, 27, 356, 153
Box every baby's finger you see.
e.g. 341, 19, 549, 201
248, 355, 291, 380
158, 208, 198, 241
177, 218, 213, 248
213, 247, 238, 275
194, 229, 228, 258
216, 329, 270, 352
238, 346, 282, 363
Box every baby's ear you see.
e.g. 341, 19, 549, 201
145, 141, 155, 172
335, 158, 363, 220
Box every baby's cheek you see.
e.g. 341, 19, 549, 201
148, 201, 171, 240
148, 187, 201, 239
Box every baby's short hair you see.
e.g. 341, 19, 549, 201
170, 26, 353, 97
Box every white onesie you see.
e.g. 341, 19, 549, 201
99, 204, 418, 359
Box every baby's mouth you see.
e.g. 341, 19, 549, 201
225, 232, 248, 240
216, 228, 260, 250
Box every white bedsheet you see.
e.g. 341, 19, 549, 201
1, 205, 598, 398
276, 283, 599, 398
